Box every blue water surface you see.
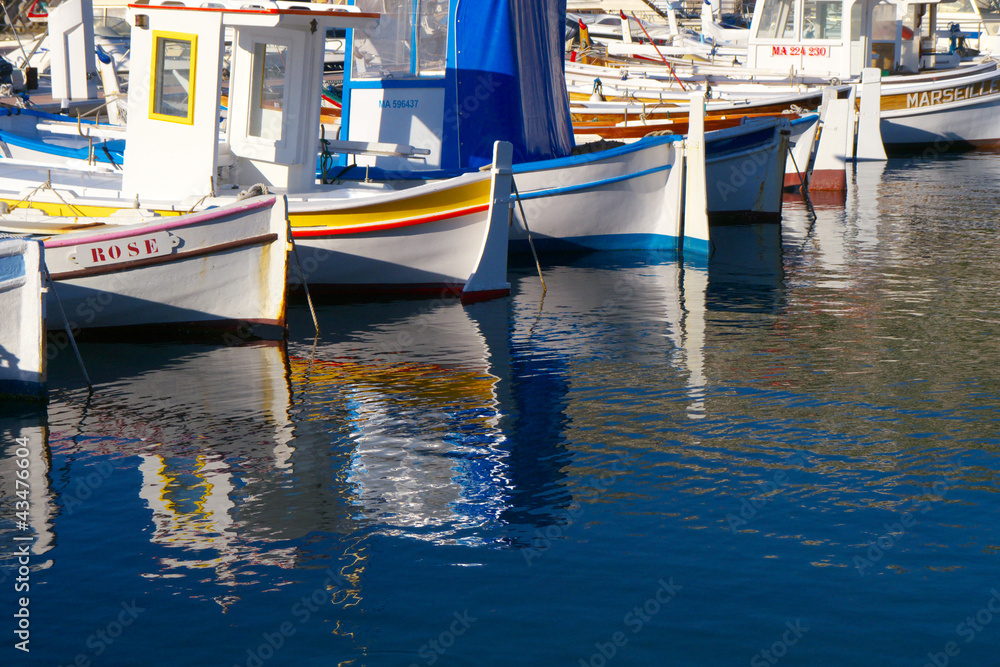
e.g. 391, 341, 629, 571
4, 155, 1000, 666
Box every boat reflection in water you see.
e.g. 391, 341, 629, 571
287, 300, 514, 547
45, 342, 323, 608
0, 406, 55, 577
34, 227, 790, 600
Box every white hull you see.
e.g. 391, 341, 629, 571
35, 195, 289, 337
880, 92, 1000, 149
704, 116, 789, 222
510, 135, 684, 251
0, 238, 46, 400
508, 116, 788, 252
289, 144, 513, 300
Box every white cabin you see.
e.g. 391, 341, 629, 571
747, 0, 965, 79
122, 0, 377, 202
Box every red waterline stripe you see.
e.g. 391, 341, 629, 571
292, 203, 489, 238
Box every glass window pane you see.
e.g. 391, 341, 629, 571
416, 0, 449, 76
352, 0, 449, 79
153, 36, 194, 120
249, 43, 286, 141
803, 0, 842, 39
353, 0, 415, 79
872, 3, 897, 40
757, 0, 798, 39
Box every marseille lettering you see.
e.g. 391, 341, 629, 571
906, 77, 1000, 109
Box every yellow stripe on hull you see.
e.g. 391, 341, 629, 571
0, 178, 492, 234
289, 178, 492, 229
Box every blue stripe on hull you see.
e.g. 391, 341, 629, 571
509, 233, 680, 253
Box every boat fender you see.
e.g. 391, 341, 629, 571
591, 78, 606, 102
95, 44, 113, 66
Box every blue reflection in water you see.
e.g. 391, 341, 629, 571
7, 155, 1000, 665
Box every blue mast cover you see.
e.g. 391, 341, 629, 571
453, 0, 574, 168
511, 0, 575, 162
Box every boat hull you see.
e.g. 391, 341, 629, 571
705, 117, 790, 224
39, 196, 289, 339
0, 238, 46, 401
508, 135, 684, 252
880, 84, 1000, 151
288, 156, 511, 301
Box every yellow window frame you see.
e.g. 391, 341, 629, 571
149, 30, 198, 125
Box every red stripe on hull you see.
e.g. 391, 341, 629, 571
784, 172, 806, 191
460, 287, 511, 304
293, 204, 490, 238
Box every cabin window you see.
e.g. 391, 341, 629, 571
802, 0, 842, 39
352, 0, 450, 78
871, 3, 898, 40
149, 32, 197, 124
756, 0, 798, 39
248, 42, 288, 141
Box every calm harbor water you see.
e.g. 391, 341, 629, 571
4, 154, 1000, 665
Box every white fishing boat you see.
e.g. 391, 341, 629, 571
0, 237, 45, 400
573, 0, 1000, 151
509, 113, 791, 252
337, 0, 789, 253
509, 134, 686, 251
0, 0, 515, 301
4, 194, 290, 337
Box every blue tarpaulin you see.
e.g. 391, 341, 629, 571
453, 0, 574, 167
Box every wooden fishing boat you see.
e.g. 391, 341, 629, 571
568, 0, 1000, 152
509, 113, 792, 253
0, 1, 515, 301
0, 237, 46, 400
3, 195, 290, 338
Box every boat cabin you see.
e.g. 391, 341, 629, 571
122, 0, 377, 202
747, 0, 965, 79
339, 0, 575, 173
